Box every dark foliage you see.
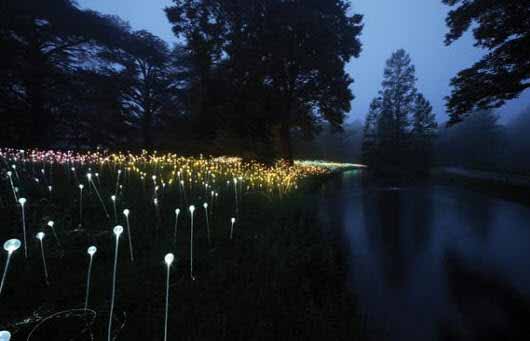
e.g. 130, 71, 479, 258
443, 0, 530, 122
166, 0, 364, 161
361, 50, 437, 176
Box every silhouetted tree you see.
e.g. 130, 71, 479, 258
165, 0, 226, 143
376, 50, 417, 173
362, 98, 381, 166
166, 0, 364, 161
443, 0, 530, 122
362, 50, 436, 175
0, 0, 129, 147
99, 30, 179, 149
412, 93, 437, 171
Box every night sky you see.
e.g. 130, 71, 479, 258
79, 0, 529, 124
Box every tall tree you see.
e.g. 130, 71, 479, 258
100, 30, 177, 149
363, 50, 436, 174
166, 0, 363, 161
376, 49, 417, 171
443, 0, 530, 122
165, 0, 226, 142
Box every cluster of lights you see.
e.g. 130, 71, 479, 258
0, 148, 363, 339
1, 149, 335, 193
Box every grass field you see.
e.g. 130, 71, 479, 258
0, 149, 359, 340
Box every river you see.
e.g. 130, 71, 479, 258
318, 170, 530, 341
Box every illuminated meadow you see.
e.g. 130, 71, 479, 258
0, 148, 358, 340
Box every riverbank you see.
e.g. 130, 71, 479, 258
433, 167, 530, 205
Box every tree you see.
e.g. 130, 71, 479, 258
165, 0, 226, 143
362, 98, 381, 166
166, 0, 364, 161
100, 30, 178, 149
376, 49, 417, 172
443, 0, 530, 122
0, 0, 129, 147
412, 94, 437, 170
363, 50, 436, 175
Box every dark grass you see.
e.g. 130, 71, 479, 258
0, 162, 358, 340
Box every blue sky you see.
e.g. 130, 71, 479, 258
78, 0, 529, 124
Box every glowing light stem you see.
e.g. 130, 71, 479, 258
124, 213, 134, 262
108, 226, 123, 341
89, 178, 110, 219
37, 236, 49, 286
20, 201, 27, 258
84, 253, 94, 311
0, 254, 12, 296
189, 206, 195, 281
114, 170, 121, 196
79, 185, 84, 228
7, 174, 17, 203
112, 197, 117, 225
204, 205, 211, 246
233, 180, 239, 218
174, 210, 180, 247
230, 218, 236, 240
48, 222, 62, 248
163, 254, 174, 341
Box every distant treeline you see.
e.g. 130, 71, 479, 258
298, 106, 530, 177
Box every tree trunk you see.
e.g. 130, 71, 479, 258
27, 74, 49, 148
279, 121, 293, 164
142, 110, 153, 149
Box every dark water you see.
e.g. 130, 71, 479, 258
319, 170, 530, 341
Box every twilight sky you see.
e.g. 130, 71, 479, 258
78, 0, 529, 124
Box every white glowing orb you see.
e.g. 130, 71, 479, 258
203, 202, 208, 209
189, 205, 195, 213
36, 232, 45, 240
175, 208, 180, 215
86, 173, 92, 180
18, 197, 26, 206
123, 209, 130, 216
113, 225, 124, 236
88, 246, 97, 256
111, 195, 116, 202
0, 330, 11, 341
6, 171, 12, 177
231, 217, 236, 224
47, 221, 54, 227
79, 184, 84, 190
3, 239, 21, 254
164, 253, 175, 266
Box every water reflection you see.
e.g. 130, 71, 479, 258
319, 171, 530, 341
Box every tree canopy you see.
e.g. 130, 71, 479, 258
166, 0, 363, 161
443, 0, 530, 123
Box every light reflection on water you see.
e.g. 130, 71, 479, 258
319, 170, 530, 341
